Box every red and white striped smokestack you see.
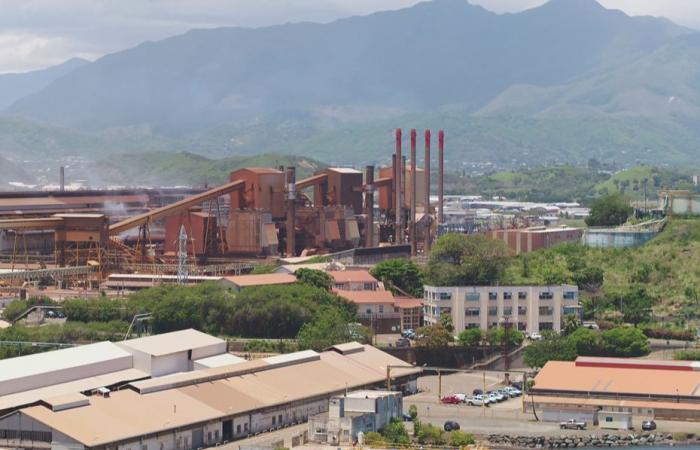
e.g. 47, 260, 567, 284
410, 129, 417, 256
438, 130, 445, 224
395, 128, 403, 244
424, 129, 431, 252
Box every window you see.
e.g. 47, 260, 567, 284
539, 291, 554, 300
365, 308, 372, 314
517, 323, 526, 331
564, 291, 577, 300
394, 307, 400, 313
244, 423, 249, 431
279, 414, 283, 424
335, 283, 344, 290
364, 282, 375, 290
465, 292, 480, 301
439, 292, 452, 300
540, 322, 554, 330
503, 307, 512, 316
488, 307, 498, 316
605, 416, 613, 422
539, 306, 553, 316
465, 308, 480, 316
208, 432, 212, 443
488, 292, 497, 300
378, 305, 384, 313
272, 416, 276, 425
466, 323, 480, 329
518, 291, 527, 300
518, 306, 527, 315
503, 292, 513, 300
214, 430, 219, 441
237, 425, 241, 434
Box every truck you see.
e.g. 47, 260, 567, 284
559, 419, 587, 430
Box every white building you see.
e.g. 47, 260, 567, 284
308, 390, 403, 445
423, 285, 580, 334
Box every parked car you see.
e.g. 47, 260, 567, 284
487, 391, 506, 402
511, 381, 523, 390
444, 421, 460, 432
641, 420, 656, 431
504, 386, 522, 396
441, 395, 461, 405
496, 388, 514, 398
560, 419, 587, 430
395, 337, 411, 348
529, 332, 543, 341
402, 413, 413, 422
402, 329, 415, 339
465, 395, 488, 407
472, 388, 483, 396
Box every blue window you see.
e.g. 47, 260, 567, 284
465, 293, 480, 301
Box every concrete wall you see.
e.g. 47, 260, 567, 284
150, 352, 190, 378
582, 230, 658, 248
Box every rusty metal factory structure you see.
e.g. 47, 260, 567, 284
0, 130, 445, 287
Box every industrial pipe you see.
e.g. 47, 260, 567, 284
410, 129, 417, 256
395, 129, 403, 244
438, 130, 445, 224
365, 165, 374, 248
424, 129, 431, 252
286, 166, 296, 257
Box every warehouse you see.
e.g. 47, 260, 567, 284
0, 329, 229, 414
531, 357, 700, 425
0, 342, 420, 450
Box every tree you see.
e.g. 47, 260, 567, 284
486, 326, 524, 347
523, 332, 577, 368
601, 327, 649, 357
294, 268, 333, 291
380, 418, 410, 445
426, 233, 510, 286
408, 404, 418, 421
296, 306, 353, 351
585, 194, 632, 227
572, 266, 604, 293
614, 286, 653, 326
440, 313, 454, 333
562, 314, 580, 336
416, 423, 446, 445
458, 328, 483, 346
370, 259, 424, 297
568, 327, 600, 355
414, 323, 452, 348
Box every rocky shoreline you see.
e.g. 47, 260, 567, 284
486, 433, 695, 448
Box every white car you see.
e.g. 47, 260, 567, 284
487, 392, 504, 403
529, 332, 542, 340
504, 386, 522, 396
465, 395, 488, 406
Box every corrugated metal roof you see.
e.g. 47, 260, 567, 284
194, 353, 246, 369
22, 344, 421, 446
220, 273, 297, 288
534, 360, 700, 397
334, 289, 395, 304
328, 270, 377, 284
116, 329, 225, 357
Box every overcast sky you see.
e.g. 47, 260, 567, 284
0, 0, 698, 74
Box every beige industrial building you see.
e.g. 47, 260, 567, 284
531, 357, 700, 427
0, 339, 420, 450
308, 390, 403, 445
423, 284, 580, 334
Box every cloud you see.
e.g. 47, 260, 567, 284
0, 0, 697, 74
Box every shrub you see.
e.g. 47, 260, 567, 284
408, 404, 418, 420
675, 349, 700, 361
449, 431, 476, 447
642, 326, 695, 341
380, 418, 410, 445
416, 422, 446, 445
363, 431, 385, 446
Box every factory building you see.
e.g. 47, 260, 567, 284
0, 341, 420, 450
485, 227, 584, 255
531, 357, 700, 426
308, 390, 403, 445
217, 273, 297, 291
423, 284, 580, 335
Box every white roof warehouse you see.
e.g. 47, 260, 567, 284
0, 338, 420, 450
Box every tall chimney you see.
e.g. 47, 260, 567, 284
438, 130, 445, 224
401, 155, 407, 245
410, 129, 417, 256
59, 166, 65, 192
394, 129, 402, 244
365, 165, 374, 248
424, 129, 431, 252
286, 166, 296, 257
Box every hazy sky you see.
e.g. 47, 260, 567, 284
0, 0, 698, 74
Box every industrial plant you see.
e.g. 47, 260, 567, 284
0, 129, 446, 291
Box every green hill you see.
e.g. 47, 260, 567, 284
87, 152, 327, 187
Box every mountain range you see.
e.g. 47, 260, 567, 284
2, 0, 700, 177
